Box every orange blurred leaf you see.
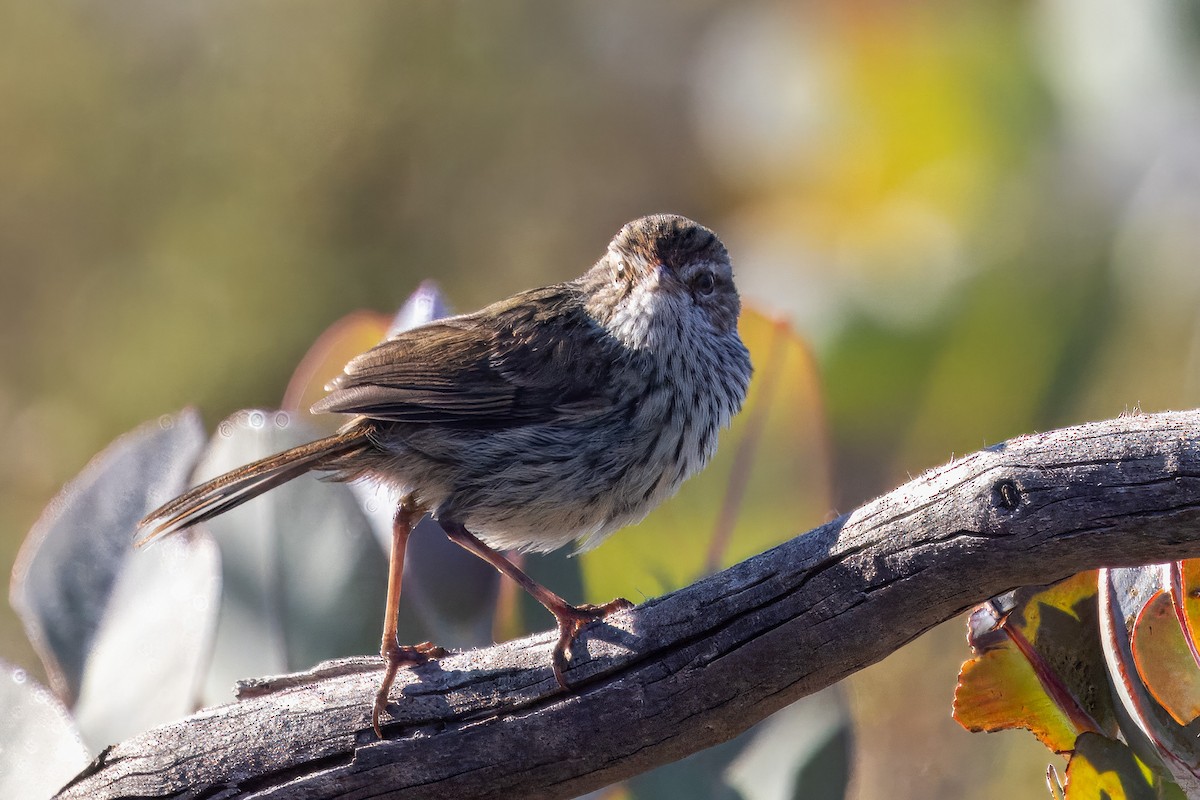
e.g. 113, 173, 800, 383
1172, 560, 1200, 671
282, 309, 391, 427
283, 281, 452, 428
1131, 589, 1200, 727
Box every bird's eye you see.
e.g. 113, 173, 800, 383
692, 270, 715, 296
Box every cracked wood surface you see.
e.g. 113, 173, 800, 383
57, 410, 1200, 799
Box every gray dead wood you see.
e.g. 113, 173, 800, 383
56, 410, 1200, 799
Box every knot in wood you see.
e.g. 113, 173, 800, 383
992, 479, 1021, 511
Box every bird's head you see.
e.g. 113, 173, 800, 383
583, 214, 742, 350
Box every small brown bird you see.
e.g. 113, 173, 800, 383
138, 214, 752, 736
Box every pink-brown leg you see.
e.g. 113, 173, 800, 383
373, 499, 446, 737
440, 520, 632, 688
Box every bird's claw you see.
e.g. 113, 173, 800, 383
372, 640, 447, 737
551, 597, 634, 689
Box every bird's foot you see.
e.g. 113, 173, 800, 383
551, 597, 634, 689
372, 640, 447, 737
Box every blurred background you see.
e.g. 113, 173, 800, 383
3, 0, 1200, 796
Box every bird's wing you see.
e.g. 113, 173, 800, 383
310, 284, 620, 427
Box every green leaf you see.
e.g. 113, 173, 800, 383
9, 410, 208, 703
625, 688, 851, 800
724, 687, 851, 800
401, 515, 499, 649
283, 282, 499, 649
194, 410, 389, 705
0, 659, 89, 797
73, 532, 220, 752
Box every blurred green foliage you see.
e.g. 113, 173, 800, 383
4, 1, 1200, 797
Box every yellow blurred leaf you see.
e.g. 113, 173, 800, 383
953, 573, 1112, 754
954, 631, 1084, 754
1064, 732, 1158, 800
579, 306, 831, 603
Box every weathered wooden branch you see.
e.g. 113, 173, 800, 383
57, 410, 1200, 799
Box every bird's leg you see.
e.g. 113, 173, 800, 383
440, 520, 632, 689
373, 497, 446, 737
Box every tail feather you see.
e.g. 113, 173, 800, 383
136, 429, 370, 545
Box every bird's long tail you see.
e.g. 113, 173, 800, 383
136, 428, 371, 546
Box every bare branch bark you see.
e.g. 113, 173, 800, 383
56, 410, 1200, 799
